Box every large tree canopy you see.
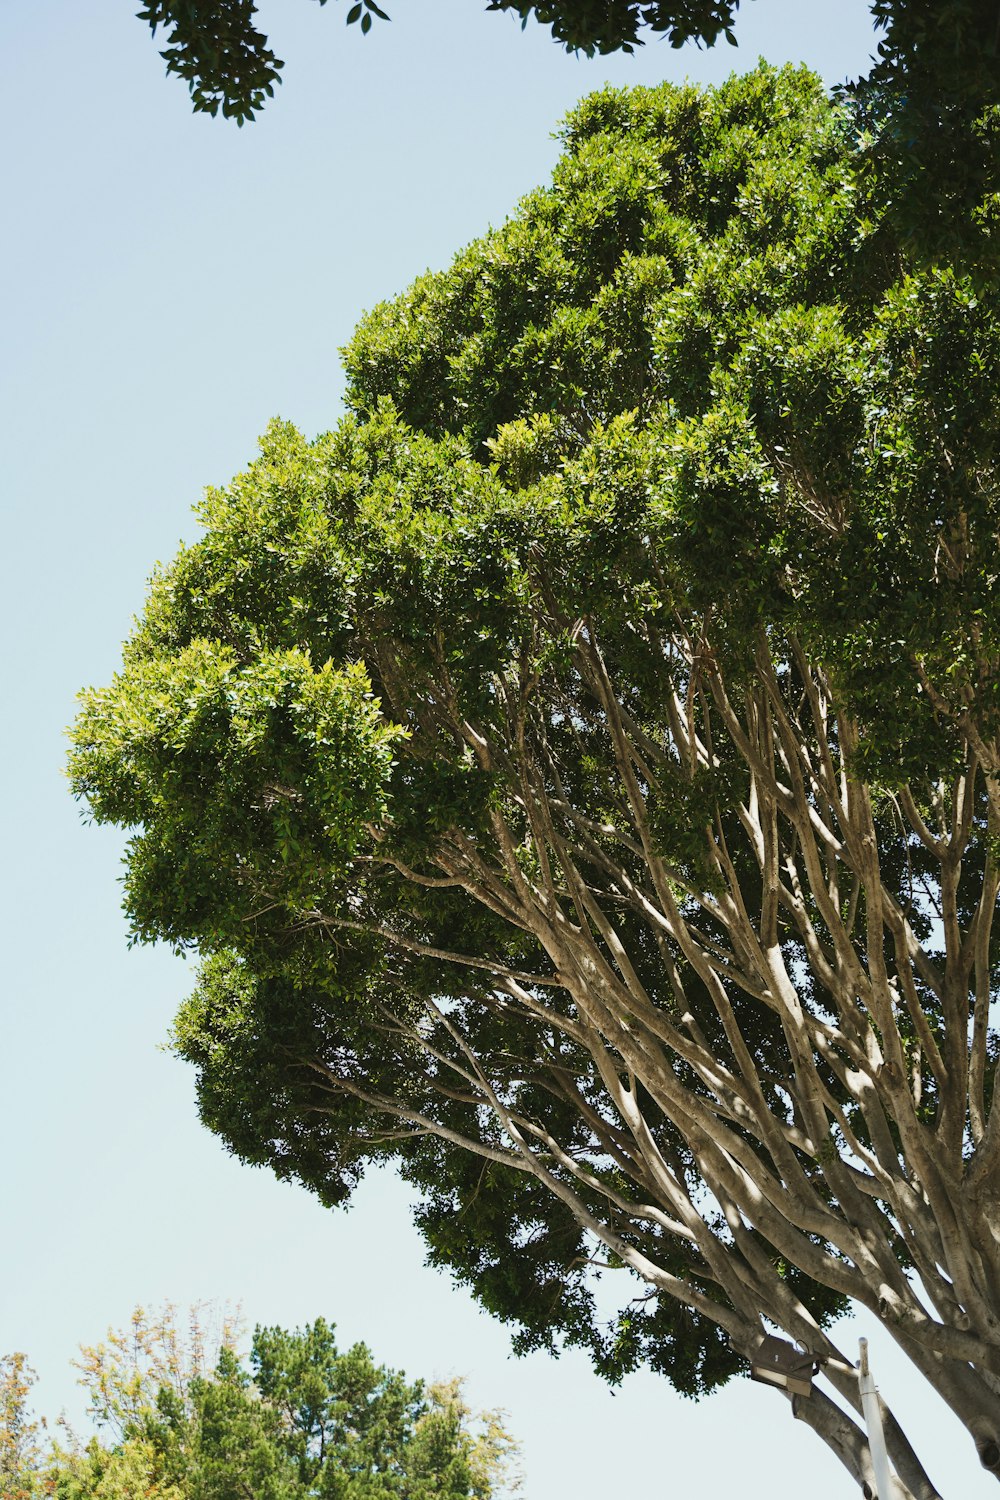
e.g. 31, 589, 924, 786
71, 65, 1000, 1497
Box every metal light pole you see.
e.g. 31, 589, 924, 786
858, 1337, 894, 1500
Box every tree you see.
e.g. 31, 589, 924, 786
136, 0, 740, 121
35, 1305, 517, 1498
846, 0, 1000, 279
1, 1354, 46, 1500
137, 0, 1000, 144
70, 63, 1000, 1496
138, 0, 1000, 281
43, 1303, 235, 1500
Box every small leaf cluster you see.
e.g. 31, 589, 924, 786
138, 0, 284, 124
487, 0, 739, 57
138, 0, 390, 123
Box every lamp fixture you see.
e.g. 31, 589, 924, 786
749, 1334, 816, 1398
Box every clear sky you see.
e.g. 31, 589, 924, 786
0, 2, 989, 1495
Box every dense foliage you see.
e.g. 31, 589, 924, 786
847, 0, 1000, 275
71, 63, 1000, 1496
2, 1310, 515, 1499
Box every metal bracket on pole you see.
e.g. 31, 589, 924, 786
858, 1338, 894, 1500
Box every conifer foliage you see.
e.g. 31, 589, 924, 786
2, 1308, 517, 1499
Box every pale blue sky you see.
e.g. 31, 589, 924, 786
0, 2, 988, 1494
